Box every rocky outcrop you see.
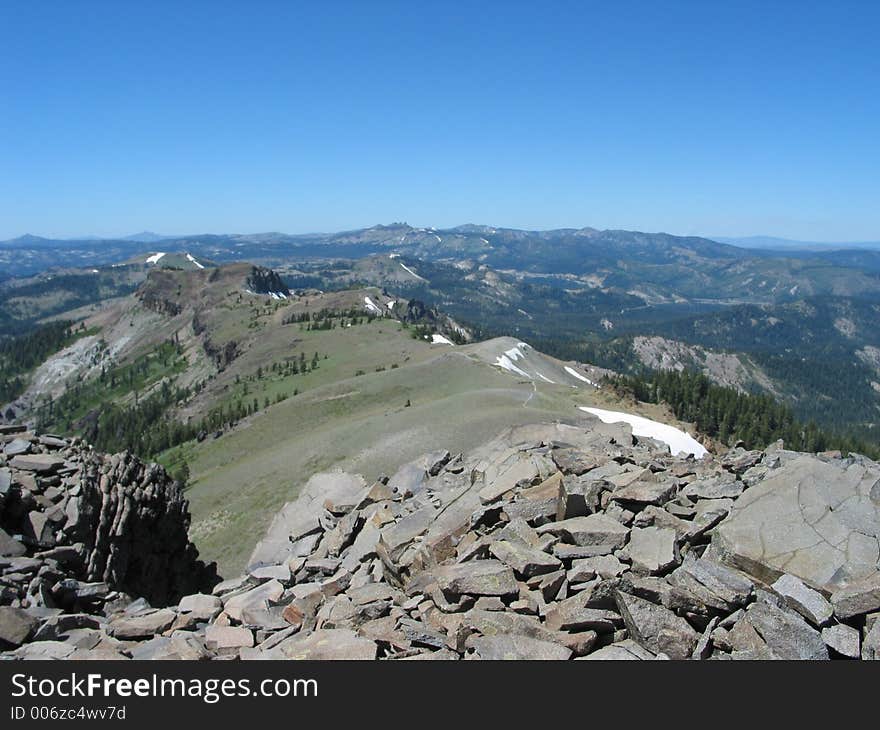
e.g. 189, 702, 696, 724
245, 266, 290, 298
2, 420, 877, 660
0, 425, 217, 646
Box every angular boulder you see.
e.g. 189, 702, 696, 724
713, 454, 880, 593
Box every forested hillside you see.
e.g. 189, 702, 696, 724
612, 369, 879, 459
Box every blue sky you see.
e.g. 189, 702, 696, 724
1, 1, 878, 241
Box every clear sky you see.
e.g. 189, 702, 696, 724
1, 1, 878, 241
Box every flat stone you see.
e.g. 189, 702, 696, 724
633, 506, 692, 540
553, 543, 618, 560
627, 526, 678, 574
682, 476, 743, 500
397, 649, 459, 660
177, 593, 222, 622
108, 609, 176, 639
607, 467, 652, 489
504, 497, 557, 525
478, 455, 540, 504
223, 579, 284, 622
580, 639, 656, 660
611, 479, 677, 506
488, 540, 561, 578
771, 573, 833, 626
248, 563, 291, 583
9, 453, 66, 473
0, 606, 40, 648
569, 555, 626, 580
465, 633, 571, 660
4, 438, 32, 456
713, 455, 880, 593
614, 590, 698, 660
821, 624, 861, 658
663, 556, 753, 616
10, 640, 76, 660
387, 462, 427, 497
378, 505, 437, 564
830, 573, 880, 620
32, 614, 101, 642
249, 472, 367, 565
459, 608, 595, 655
545, 605, 622, 633
206, 625, 254, 650
536, 513, 629, 548
743, 602, 828, 660
432, 560, 518, 599
271, 628, 378, 660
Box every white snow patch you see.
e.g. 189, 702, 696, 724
399, 262, 426, 280
431, 334, 454, 345
536, 372, 556, 384
578, 407, 707, 458
364, 296, 382, 314
145, 252, 166, 264
386, 300, 396, 309
495, 354, 531, 378
564, 366, 598, 387
186, 253, 205, 269
389, 253, 400, 259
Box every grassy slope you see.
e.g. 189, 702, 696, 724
176, 325, 642, 575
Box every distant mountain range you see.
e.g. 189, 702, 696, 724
6, 228, 879, 251
711, 235, 880, 251
2, 221, 878, 457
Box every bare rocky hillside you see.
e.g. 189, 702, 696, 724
2, 416, 878, 660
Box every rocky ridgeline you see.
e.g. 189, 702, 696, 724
2, 419, 879, 660
0, 426, 217, 657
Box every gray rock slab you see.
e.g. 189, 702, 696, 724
488, 539, 561, 578
466, 633, 571, 660
248, 472, 367, 566
432, 560, 519, 598
614, 590, 698, 660
536, 513, 629, 548
821, 624, 861, 658
713, 454, 880, 593
830, 573, 880, 620
771, 573, 833, 626
743, 601, 828, 660
627, 526, 678, 574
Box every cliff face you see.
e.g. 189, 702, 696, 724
0, 426, 218, 618
245, 266, 290, 297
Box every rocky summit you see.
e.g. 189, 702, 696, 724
1, 419, 879, 660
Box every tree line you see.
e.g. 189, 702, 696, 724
613, 369, 879, 459
0, 320, 87, 402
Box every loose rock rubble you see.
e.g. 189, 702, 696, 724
0, 425, 217, 656
2, 419, 878, 660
